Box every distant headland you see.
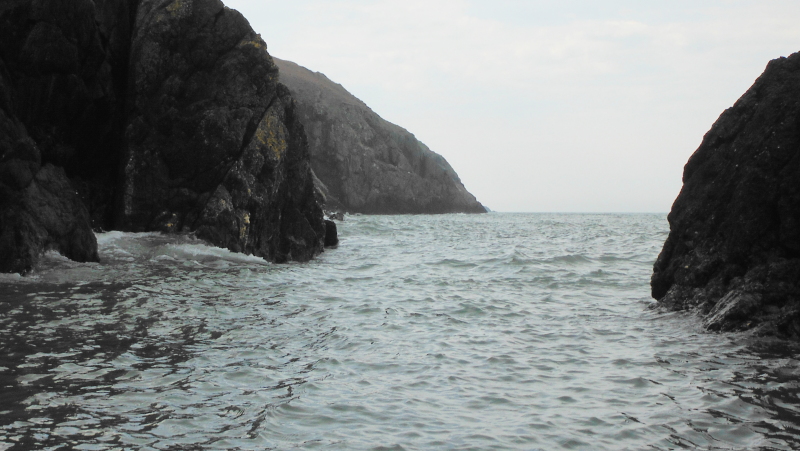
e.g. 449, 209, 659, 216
274, 58, 486, 215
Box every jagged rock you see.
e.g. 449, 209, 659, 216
120, 0, 324, 262
274, 58, 486, 214
652, 52, 800, 339
0, 0, 327, 272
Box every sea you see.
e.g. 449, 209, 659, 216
1, 213, 799, 451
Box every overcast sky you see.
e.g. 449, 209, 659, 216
225, 0, 800, 212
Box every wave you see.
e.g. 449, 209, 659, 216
546, 254, 594, 265
96, 231, 270, 267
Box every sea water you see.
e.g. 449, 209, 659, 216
1, 213, 799, 450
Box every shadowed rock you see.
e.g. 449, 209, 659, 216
652, 52, 800, 339
120, 0, 324, 262
323, 219, 338, 248
0, 0, 327, 272
0, 0, 133, 272
274, 57, 486, 214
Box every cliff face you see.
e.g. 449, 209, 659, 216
120, 0, 324, 262
274, 58, 486, 214
652, 52, 800, 339
0, 0, 326, 273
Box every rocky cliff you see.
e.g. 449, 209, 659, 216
0, 0, 327, 273
652, 52, 800, 339
274, 58, 486, 214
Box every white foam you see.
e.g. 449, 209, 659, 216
95, 230, 161, 245
159, 243, 270, 266
0, 272, 24, 282
95, 231, 270, 267
0, 232, 271, 284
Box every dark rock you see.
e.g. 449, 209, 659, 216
0, 0, 134, 272
702, 290, 761, 331
0, 0, 327, 272
324, 219, 339, 247
0, 163, 99, 273
0, 0, 135, 229
120, 0, 324, 262
274, 58, 486, 214
0, 64, 99, 273
652, 51, 800, 339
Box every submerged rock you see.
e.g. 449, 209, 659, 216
652, 52, 800, 339
274, 58, 486, 214
0, 0, 326, 272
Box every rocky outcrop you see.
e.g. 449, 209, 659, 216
274, 58, 486, 214
119, 0, 324, 262
0, 0, 134, 273
0, 0, 327, 272
652, 52, 800, 339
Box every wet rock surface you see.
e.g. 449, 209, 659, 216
652, 52, 800, 339
0, 0, 327, 272
274, 58, 486, 214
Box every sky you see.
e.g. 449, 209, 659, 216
224, 0, 800, 212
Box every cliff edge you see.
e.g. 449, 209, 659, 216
652, 52, 800, 339
274, 58, 486, 214
0, 0, 327, 273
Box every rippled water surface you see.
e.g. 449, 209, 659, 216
2, 213, 800, 450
